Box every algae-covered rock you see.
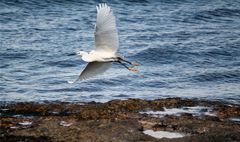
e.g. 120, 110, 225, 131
1, 98, 240, 142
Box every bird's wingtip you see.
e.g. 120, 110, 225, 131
67, 80, 75, 84
68, 77, 83, 84
68, 79, 80, 84
97, 3, 109, 10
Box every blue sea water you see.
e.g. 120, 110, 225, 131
0, 0, 240, 104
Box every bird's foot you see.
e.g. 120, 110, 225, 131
128, 67, 139, 72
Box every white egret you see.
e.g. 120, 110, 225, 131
68, 3, 139, 83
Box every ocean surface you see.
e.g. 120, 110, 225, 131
0, 0, 240, 104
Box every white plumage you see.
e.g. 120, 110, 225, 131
68, 3, 139, 83
95, 3, 118, 53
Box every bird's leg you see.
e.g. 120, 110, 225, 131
116, 60, 138, 72
118, 57, 140, 67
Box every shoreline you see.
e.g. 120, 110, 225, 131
1, 98, 240, 142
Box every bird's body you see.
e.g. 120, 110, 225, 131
68, 3, 139, 83
78, 50, 118, 62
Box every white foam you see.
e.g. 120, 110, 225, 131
13, 114, 24, 117
50, 111, 59, 114
140, 106, 215, 117
59, 121, 73, 127
143, 130, 185, 139
18, 121, 32, 126
1, 108, 9, 111
229, 117, 240, 122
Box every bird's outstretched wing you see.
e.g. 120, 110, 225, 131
94, 3, 118, 53
68, 62, 112, 83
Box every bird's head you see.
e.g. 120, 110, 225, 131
76, 51, 88, 57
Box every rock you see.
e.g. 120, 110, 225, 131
0, 98, 240, 142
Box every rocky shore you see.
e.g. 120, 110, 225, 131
1, 98, 240, 142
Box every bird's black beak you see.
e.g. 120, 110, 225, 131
67, 53, 77, 56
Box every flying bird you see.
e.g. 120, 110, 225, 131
68, 3, 139, 83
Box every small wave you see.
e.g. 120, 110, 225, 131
133, 47, 194, 65
153, 0, 189, 5
204, 8, 240, 18
0, 64, 9, 69
192, 8, 240, 23
35, 87, 101, 93
197, 48, 237, 61
42, 59, 80, 68
0, 52, 28, 60
122, 0, 149, 4
139, 80, 168, 88
89, 77, 132, 87
191, 70, 240, 83
192, 47, 240, 67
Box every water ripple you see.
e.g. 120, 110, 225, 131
0, 0, 239, 104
